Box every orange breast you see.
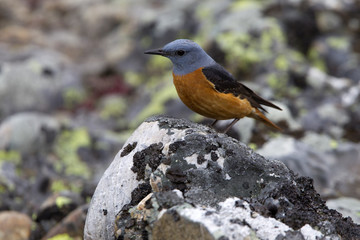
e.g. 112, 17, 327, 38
173, 68, 253, 120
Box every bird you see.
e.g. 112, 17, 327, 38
144, 39, 282, 133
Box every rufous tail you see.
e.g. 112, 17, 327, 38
250, 108, 282, 131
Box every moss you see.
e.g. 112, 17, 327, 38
327, 36, 349, 50
48, 233, 74, 240
55, 196, 72, 209
54, 128, 91, 179
0, 150, 21, 165
63, 88, 86, 109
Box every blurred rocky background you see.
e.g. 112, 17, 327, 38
0, 0, 359, 239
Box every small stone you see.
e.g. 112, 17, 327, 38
0, 211, 32, 240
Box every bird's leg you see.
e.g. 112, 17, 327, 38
211, 119, 218, 127
223, 118, 239, 133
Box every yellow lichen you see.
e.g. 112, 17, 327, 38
48, 233, 74, 240
275, 55, 289, 71
309, 47, 327, 72
327, 36, 349, 50
54, 128, 91, 179
63, 88, 86, 109
132, 79, 177, 127
232, 0, 260, 10
0, 150, 21, 164
56, 196, 72, 209
99, 96, 127, 119
51, 180, 68, 193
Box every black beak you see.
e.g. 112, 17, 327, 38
144, 48, 165, 56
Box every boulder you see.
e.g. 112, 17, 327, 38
84, 116, 360, 240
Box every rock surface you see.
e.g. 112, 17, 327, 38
84, 116, 360, 240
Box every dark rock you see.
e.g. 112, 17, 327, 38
36, 192, 82, 222
40, 204, 88, 240
327, 197, 360, 225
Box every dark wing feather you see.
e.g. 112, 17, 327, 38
202, 64, 282, 112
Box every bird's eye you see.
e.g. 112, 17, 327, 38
176, 50, 185, 56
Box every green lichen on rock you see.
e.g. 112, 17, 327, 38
124, 72, 145, 87
147, 55, 172, 73
48, 233, 74, 240
51, 180, 69, 193
0, 150, 21, 165
216, 19, 286, 73
132, 79, 177, 128
51, 179, 82, 193
99, 95, 127, 119
231, 0, 260, 10
327, 36, 349, 50
308, 45, 327, 72
54, 128, 91, 179
63, 88, 87, 109
275, 54, 289, 71
55, 196, 72, 209
266, 73, 287, 94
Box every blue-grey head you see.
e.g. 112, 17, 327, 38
144, 39, 215, 75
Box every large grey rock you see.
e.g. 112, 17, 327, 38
84, 116, 360, 240
0, 112, 60, 154
0, 49, 80, 116
257, 134, 360, 198
327, 197, 360, 225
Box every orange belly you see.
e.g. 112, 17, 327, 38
173, 68, 253, 120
